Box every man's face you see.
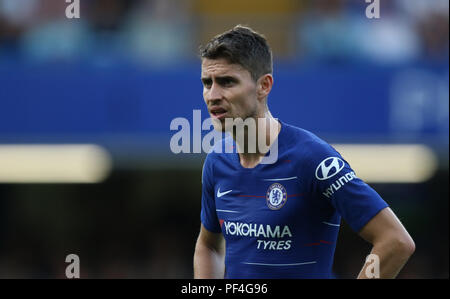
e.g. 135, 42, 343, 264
201, 58, 259, 131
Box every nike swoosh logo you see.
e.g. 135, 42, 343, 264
217, 188, 233, 198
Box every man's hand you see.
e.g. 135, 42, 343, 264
193, 224, 225, 279
357, 207, 415, 278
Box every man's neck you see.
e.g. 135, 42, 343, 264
232, 112, 281, 168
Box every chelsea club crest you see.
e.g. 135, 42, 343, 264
266, 183, 287, 210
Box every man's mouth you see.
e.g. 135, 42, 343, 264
210, 108, 228, 119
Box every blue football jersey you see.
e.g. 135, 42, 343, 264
200, 121, 388, 278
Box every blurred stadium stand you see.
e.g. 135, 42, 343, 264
0, 0, 448, 278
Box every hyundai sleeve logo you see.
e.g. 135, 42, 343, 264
315, 157, 345, 180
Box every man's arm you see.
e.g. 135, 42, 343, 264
193, 224, 225, 279
357, 207, 415, 278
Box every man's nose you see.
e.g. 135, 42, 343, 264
205, 83, 223, 103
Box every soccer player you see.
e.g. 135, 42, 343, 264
193, 25, 415, 279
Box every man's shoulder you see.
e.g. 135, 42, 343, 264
283, 122, 333, 156
283, 122, 343, 177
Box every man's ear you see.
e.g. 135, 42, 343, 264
257, 74, 273, 100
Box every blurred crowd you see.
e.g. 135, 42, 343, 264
0, 0, 193, 66
297, 0, 449, 64
0, 0, 448, 66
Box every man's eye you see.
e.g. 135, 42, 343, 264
221, 79, 235, 86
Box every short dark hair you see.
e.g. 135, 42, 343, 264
199, 25, 273, 82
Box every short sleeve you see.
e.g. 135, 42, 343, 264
304, 141, 389, 233
200, 154, 222, 233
